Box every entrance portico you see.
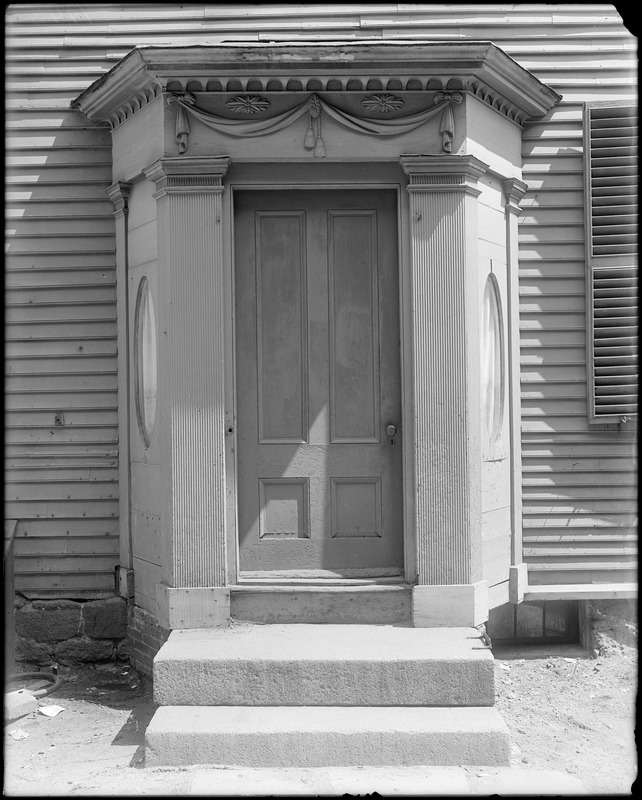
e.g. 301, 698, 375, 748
73, 42, 560, 632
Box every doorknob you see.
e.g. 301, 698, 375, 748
386, 424, 398, 438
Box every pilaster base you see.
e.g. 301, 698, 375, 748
509, 563, 528, 604
412, 582, 489, 627
157, 585, 230, 630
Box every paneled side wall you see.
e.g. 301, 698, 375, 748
5, 4, 636, 596
477, 175, 513, 593
127, 179, 161, 613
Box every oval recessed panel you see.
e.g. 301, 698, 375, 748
134, 277, 157, 448
481, 274, 505, 446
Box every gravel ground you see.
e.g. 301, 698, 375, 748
492, 642, 637, 796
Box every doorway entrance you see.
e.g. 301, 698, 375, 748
234, 189, 403, 576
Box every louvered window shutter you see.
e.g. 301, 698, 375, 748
585, 104, 638, 421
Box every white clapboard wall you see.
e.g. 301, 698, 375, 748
5, 4, 637, 597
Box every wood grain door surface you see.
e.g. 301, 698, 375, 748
235, 189, 402, 574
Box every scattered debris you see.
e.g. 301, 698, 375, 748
499, 663, 511, 671
4, 688, 38, 724
39, 705, 65, 717
8, 728, 29, 741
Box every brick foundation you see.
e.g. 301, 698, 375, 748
127, 604, 170, 676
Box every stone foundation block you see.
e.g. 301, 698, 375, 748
15, 600, 81, 642
54, 636, 115, 663
82, 597, 127, 639
14, 636, 55, 666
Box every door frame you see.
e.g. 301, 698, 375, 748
222, 161, 416, 586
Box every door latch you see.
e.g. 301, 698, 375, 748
386, 424, 398, 445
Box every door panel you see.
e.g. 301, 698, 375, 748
329, 210, 379, 442
256, 211, 307, 443
235, 189, 402, 574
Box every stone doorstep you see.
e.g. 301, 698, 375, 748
187, 766, 588, 796
145, 705, 511, 769
153, 624, 494, 707
230, 584, 411, 625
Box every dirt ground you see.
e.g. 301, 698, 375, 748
3, 641, 638, 797
492, 641, 637, 796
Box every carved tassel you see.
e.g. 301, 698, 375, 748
168, 93, 196, 155
440, 105, 455, 153
176, 105, 190, 154
314, 112, 326, 158
434, 92, 462, 154
304, 114, 316, 149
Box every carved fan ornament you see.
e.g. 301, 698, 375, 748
225, 95, 270, 114
361, 93, 404, 112
167, 90, 462, 155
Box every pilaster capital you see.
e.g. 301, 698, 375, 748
502, 177, 529, 215
400, 154, 488, 196
106, 181, 132, 214
143, 156, 232, 198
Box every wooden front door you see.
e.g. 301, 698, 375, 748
234, 189, 402, 576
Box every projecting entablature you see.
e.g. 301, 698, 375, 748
73, 41, 560, 179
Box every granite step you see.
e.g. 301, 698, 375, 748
145, 705, 511, 768
153, 624, 494, 707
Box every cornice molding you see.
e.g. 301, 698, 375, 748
400, 154, 488, 196
72, 41, 561, 131
106, 181, 132, 214
143, 156, 232, 198
502, 177, 529, 215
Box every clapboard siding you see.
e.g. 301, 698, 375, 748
520, 84, 637, 584
5, 3, 636, 597
5, 15, 118, 598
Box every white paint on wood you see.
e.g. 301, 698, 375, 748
525, 583, 637, 601
413, 582, 490, 627
508, 563, 528, 604
145, 156, 231, 591
158, 585, 230, 629
401, 155, 487, 585
133, 556, 163, 614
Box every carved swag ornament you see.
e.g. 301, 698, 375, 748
167, 91, 463, 155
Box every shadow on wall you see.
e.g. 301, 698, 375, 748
5, 99, 120, 601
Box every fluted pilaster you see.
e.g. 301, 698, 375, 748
144, 157, 231, 600
401, 155, 487, 588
